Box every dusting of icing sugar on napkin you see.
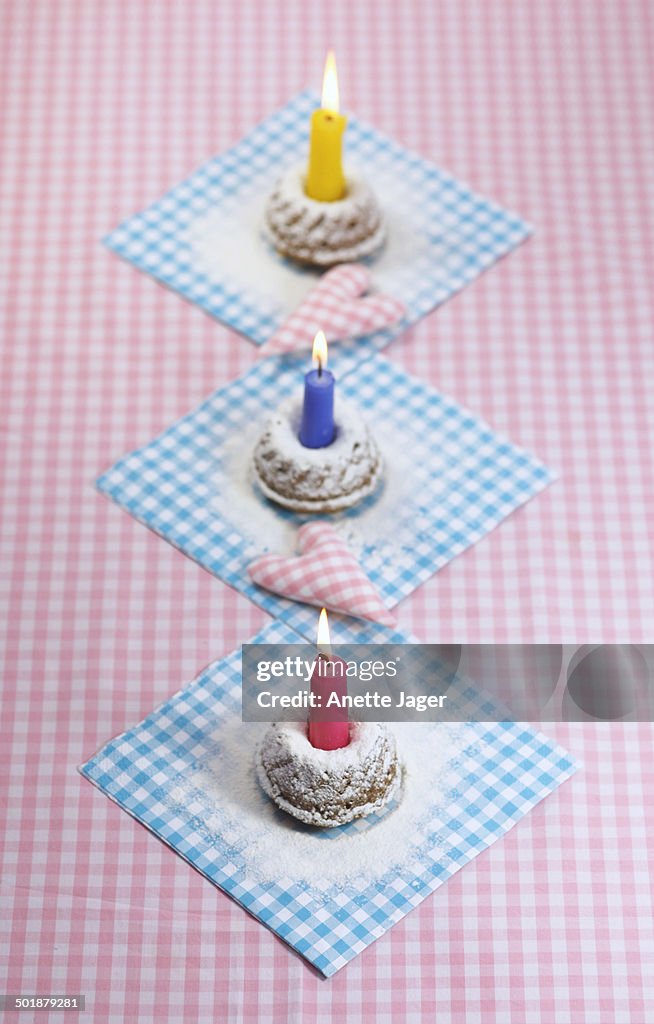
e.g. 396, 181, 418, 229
80, 619, 577, 977
105, 91, 530, 352
167, 717, 475, 896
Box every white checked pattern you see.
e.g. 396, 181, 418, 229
257, 264, 406, 357
96, 351, 553, 631
248, 522, 396, 626
104, 90, 530, 351
80, 620, 576, 977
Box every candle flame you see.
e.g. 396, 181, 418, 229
317, 607, 331, 648
312, 330, 328, 370
321, 50, 340, 113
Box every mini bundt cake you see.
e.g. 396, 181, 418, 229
263, 165, 386, 267
252, 396, 383, 514
256, 721, 403, 827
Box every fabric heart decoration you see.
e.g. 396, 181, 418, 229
248, 521, 396, 627
258, 264, 406, 358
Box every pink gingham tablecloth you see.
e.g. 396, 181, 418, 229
1, 1, 653, 1021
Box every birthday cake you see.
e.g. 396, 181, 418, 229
263, 166, 386, 268
252, 395, 383, 514
263, 51, 385, 269
256, 720, 403, 827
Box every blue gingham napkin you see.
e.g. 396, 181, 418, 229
104, 90, 530, 352
97, 351, 554, 626
80, 620, 576, 976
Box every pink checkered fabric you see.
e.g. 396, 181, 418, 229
248, 522, 395, 626
3, 1, 654, 1021
258, 264, 406, 357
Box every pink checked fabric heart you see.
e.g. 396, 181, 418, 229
248, 522, 396, 627
258, 264, 406, 358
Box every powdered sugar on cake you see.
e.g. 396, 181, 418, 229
255, 721, 402, 827
263, 166, 386, 266
252, 396, 383, 513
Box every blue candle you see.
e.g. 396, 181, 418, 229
299, 331, 335, 448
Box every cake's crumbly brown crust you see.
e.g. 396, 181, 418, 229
252, 398, 384, 514
263, 168, 386, 267
256, 722, 403, 827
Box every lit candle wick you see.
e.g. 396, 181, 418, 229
306, 52, 347, 201
300, 331, 334, 448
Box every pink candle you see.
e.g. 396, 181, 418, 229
308, 609, 350, 750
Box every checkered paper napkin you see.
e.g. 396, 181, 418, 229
104, 90, 530, 354
79, 620, 576, 977
97, 351, 554, 636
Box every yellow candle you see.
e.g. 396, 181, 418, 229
306, 51, 347, 202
